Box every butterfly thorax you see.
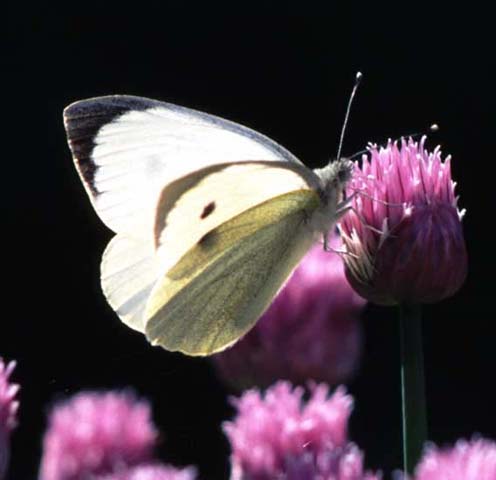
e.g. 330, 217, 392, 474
310, 158, 354, 234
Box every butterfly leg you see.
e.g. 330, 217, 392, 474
348, 187, 405, 208
335, 200, 385, 236
322, 232, 358, 258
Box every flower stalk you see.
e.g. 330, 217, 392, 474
399, 303, 427, 474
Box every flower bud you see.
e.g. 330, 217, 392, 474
340, 137, 467, 305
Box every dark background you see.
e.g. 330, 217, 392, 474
5, 4, 494, 479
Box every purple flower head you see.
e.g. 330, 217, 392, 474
414, 438, 496, 480
0, 358, 19, 480
223, 381, 380, 480
340, 137, 467, 305
214, 236, 366, 389
95, 463, 197, 480
39, 391, 158, 480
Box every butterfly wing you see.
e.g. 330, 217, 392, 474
151, 160, 320, 274
64, 96, 306, 333
64, 95, 301, 234
145, 188, 321, 356
64, 96, 323, 351
100, 234, 158, 331
101, 160, 321, 336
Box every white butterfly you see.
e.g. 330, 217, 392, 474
64, 94, 354, 356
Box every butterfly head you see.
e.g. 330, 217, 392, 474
310, 158, 354, 234
315, 157, 354, 197
334, 157, 355, 187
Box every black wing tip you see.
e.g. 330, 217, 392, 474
63, 95, 162, 121
63, 95, 163, 196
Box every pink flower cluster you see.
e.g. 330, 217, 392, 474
414, 438, 496, 480
224, 381, 380, 480
340, 137, 467, 305
95, 464, 198, 480
39, 391, 196, 480
0, 359, 18, 433
0, 359, 19, 480
3, 354, 496, 480
214, 236, 366, 389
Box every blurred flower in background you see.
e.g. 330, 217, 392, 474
340, 137, 467, 305
0, 358, 19, 480
223, 380, 380, 480
39, 391, 196, 480
95, 464, 197, 480
213, 236, 366, 390
413, 438, 496, 480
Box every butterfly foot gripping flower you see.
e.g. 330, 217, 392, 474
0, 358, 19, 480
223, 381, 380, 480
340, 137, 467, 305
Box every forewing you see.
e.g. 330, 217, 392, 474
153, 160, 321, 275
64, 95, 301, 234
99, 161, 318, 334
144, 190, 321, 356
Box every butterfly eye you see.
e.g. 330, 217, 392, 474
337, 160, 354, 185
200, 201, 216, 219
338, 169, 348, 183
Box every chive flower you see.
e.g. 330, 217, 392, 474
340, 137, 467, 305
223, 381, 380, 479
414, 438, 496, 480
39, 391, 158, 480
94, 464, 197, 480
0, 359, 19, 480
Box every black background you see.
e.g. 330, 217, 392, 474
4, 4, 494, 479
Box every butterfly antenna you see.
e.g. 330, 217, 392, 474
399, 123, 439, 141
349, 124, 439, 160
336, 71, 363, 162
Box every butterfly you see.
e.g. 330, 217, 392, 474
64, 94, 355, 356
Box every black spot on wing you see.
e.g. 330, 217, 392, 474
198, 230, 217, 248
200, 201, 216, 219
63, 95, 164, 196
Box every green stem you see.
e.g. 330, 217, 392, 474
399, 303, 427, 475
